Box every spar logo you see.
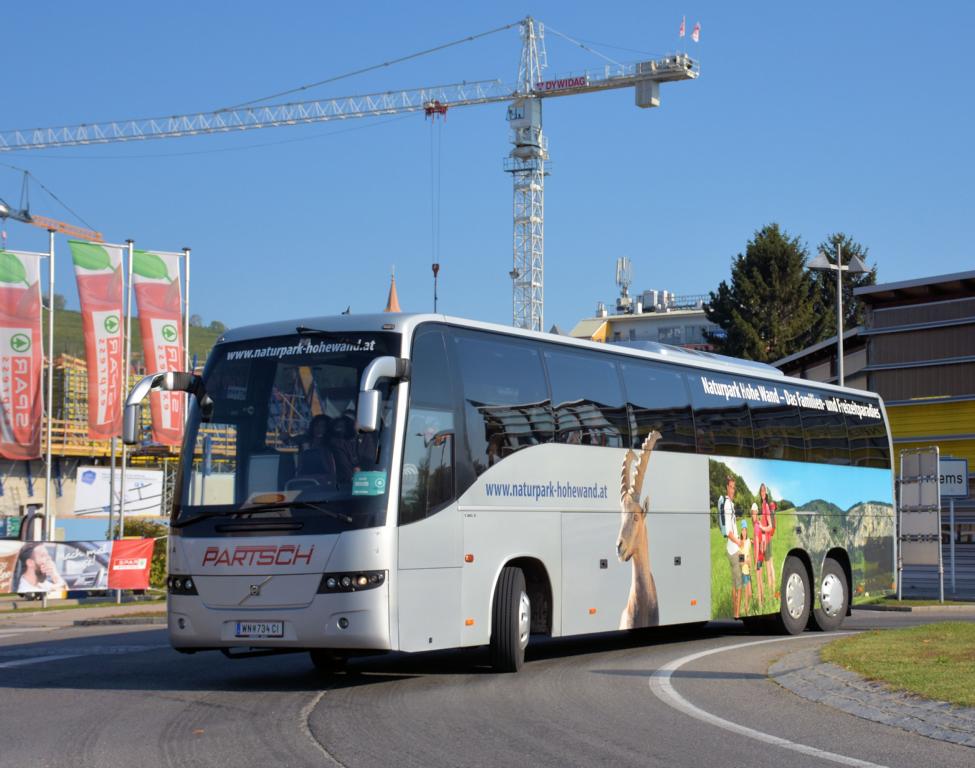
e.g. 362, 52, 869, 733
103, 314, 120, 334
9, 333, 30, 353
113, 557, 148, 571
161, 324, 178, 343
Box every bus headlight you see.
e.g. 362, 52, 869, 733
167, 575, 198, 595
318, 570, 385, 593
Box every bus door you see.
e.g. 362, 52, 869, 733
396, 328, 463, 652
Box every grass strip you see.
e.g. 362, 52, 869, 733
822, 622, 975, 708
0, 598, 165, 614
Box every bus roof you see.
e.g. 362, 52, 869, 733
216, 312, 881, 401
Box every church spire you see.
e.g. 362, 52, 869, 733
384, 267, 401, 313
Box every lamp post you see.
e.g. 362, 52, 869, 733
808, 243, 869, 386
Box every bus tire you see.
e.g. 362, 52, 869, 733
777, 555, 811, 635
309, 650, 346, 675
490, 566, 529, 673
810, 557, 848, 632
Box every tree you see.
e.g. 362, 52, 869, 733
809, 232, 877, 342
189, 313, 203, 327
208, 320, 226, 333
705, 224, 817, 362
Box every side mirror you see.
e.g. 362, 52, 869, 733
355, 356, 411, 433
122, 403, 142, 445
121, 371, 210, 445
356, 390, 381, 433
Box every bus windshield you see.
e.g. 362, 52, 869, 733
173, 332, 400, 532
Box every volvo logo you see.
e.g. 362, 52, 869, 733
239, 576, 273, 605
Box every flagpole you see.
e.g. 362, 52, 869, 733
118, 239, 134, 604
40, 230, 55, 608
44, 229, 55, 539
183, 247, 191, 374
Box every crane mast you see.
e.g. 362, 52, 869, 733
506, 17, 548, 332
0, 20, 698, 329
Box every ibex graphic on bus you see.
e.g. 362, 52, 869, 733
617, 431, 661, 630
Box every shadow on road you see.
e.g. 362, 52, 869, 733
0, 620, 760, 694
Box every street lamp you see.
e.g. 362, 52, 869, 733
809, 243, 869, 386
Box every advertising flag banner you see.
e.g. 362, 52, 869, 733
0, 249, 43, 459
0, 539, 153, 593
691, 22, 701, 43
679, 16, 686, 38
133, 249, 184, 445
69, 241, 125, 439
108, 538, 155, 589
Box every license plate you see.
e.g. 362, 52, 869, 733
234, 621, 284, 639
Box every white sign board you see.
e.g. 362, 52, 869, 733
939, 458, 969, 498
72, 466, 165, 518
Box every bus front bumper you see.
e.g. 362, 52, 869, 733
167, 585, 391, 652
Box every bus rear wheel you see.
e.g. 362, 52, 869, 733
777, 555, 811, 635
809, 558, 848, 632
490, 566, 530, 673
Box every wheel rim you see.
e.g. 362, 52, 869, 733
785, 572, 806, 620
820, 572, 844, 617
518, 591, 531, 649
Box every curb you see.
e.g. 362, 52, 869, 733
856, 604, 975, 613
73, 617, 168, 626
771, 645, 975, 747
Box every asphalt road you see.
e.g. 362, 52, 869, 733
1, 610, 973, 768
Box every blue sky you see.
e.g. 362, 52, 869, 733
723, 457, 894, 511
2, 2, 972, 334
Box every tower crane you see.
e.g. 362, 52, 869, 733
0, 17, 696, 330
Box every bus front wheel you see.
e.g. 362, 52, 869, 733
777, 555, 811, 635
809, 558, 848, 632
490, 566, 530, 673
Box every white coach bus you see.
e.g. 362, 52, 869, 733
124, 314, 895, 672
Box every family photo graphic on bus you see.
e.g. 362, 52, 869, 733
708, 457, 895, 620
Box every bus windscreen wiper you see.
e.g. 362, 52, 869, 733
172, 501, 352, 528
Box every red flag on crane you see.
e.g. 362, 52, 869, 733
679, 17, 686, 38
691, 22, 701, 43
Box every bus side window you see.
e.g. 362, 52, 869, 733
845, 401, 890, 468
619, 360, 696, 453
400, 329, 455, 525
750, 394, 805, 462
451, 330, 553, 476
801, 408, 850, 465
689, 372, 754, 458
543, 348, 628, 447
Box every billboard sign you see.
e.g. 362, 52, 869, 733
0, 539, 153, 593
72, 465, 165, 517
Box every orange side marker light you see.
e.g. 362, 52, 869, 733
465, 618, 475, 626
690, 599, 697, 606
464, 553, 474, 563
589, 608, 597, 615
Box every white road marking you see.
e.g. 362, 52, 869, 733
649, 634, 889, 768
0, 643, 168, 668
0, 654, 81, 668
